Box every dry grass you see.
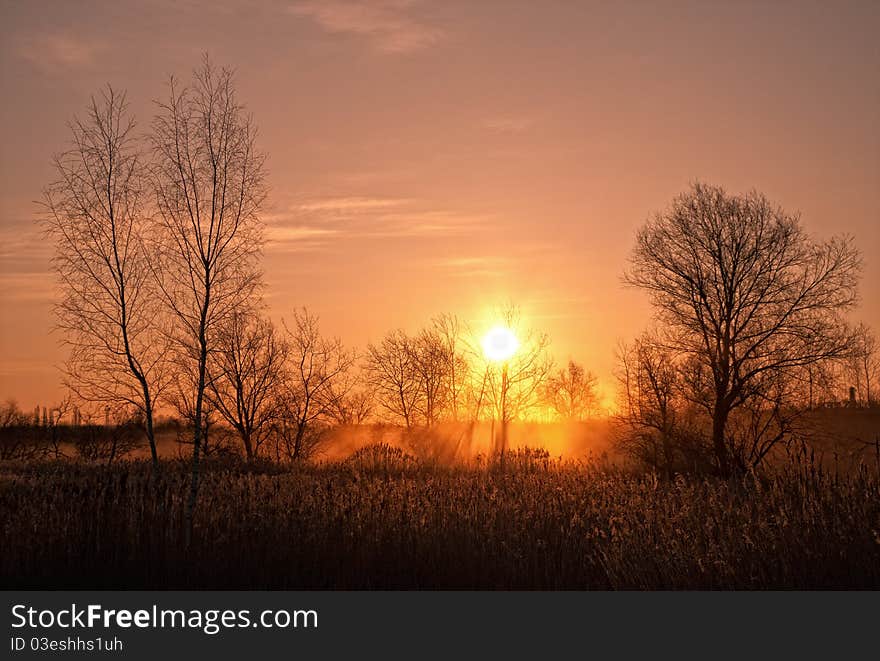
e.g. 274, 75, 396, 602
1, 449, 878, 589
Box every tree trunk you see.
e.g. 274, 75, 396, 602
293, 422, 305, 460
242, 431, 254, 462
185, 319, 209, 549
499, 363, 509, 472
185, 404, 203, 549
712, 402, 730, 477
661, 431, 674, 479
143, 389, 160, 473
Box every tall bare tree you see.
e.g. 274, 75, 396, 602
43, 86, 165, 470
794, 359, 840, 409
432, 313, 470, 421
848, 323, 878, 406
364, 330, 421, 428
151, 56, 266, 531
207, 312, 286, 461
626, 182, 861, 475
544, 359, 598, 421
274, 308, 356, 460
483, 305, 553, 463
408, 328, 454, 427
325, 380, 373, 426
615, 335, 683, 475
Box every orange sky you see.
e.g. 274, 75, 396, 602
1, 0, 878, 410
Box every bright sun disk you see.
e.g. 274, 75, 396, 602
482, 325, 519, 362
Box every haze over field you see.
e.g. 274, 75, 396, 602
1, 0, 878, 409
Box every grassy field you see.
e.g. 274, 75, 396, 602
2, 448, 878, 590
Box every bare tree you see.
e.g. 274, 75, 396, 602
615, 335, 683, 475
0, 400, 42, 461
483, 306, 553, 463
0, 400, 28, 429
364, 320, 465, 430
408, 328, 454, 427
170, 396, 237, 460
274, 308, 356, 461
848, 323, 879, 406
726, 374, 803, 471
626, 183, 861, 475
151, 56, 266, 533
794, 358, 840, 409
432, 313, 470, 421
72, 408, 142, 465
207, 312, 286, 461
544, 359, 598, 421
615, 335, 720, 475
325, 374, 374, 426
42, 86, 165, 470
364, 330, 421, 428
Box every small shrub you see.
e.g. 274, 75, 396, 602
344, 443, 419, 474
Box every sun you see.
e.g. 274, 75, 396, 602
481, 325, 519, 362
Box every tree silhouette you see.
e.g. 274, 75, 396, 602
847, 323, 879, 406
207, 311, 286, 461
431, 313, 470, 422
544, 359, 598, 421
42, 86, 166, 470
151, 56, 266, 535
274, 308, 356, 460
408, 328, 455, 427
626, 182, 861, 475
483, 305, 553, 464
616, 335, 676, 474
365, 330, 421, 428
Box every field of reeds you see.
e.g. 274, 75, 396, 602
2, 446, 879, 589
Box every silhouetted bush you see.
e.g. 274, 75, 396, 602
344, 443, 419, 475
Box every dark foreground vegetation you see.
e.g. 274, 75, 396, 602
2, 448, 878, 590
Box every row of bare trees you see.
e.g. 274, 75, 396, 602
43, 59, 872, 487
42, 56, 270, 534
0, 399, 144, 463
40, 55, 588, 475
203, 308, 361, 463
205, 305, 608, 466
364, 311, 573, 427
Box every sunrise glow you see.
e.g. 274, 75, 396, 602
481, 325, 519, 362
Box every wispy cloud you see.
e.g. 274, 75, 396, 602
0, 360, 58, 377
15, 32, 103, 74
366, 210, 489, 237
288, 0, 442, 54
0, 224, 47, 262
0, 219, 54, 303
430, 243, 566, 280
0, 273, 54, 303
432, 255, 510, 279
483, 116, 534, 134
264, 224, 339, 252
263, 195, 490, 252
297, 196, 411, 212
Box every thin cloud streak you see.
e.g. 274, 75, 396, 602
264, 224, 339, 253
297, 197, 412, 212
483, 116, 534, 134
264, 197, 492, 251
432, 255, 511, 279
0, 274, 54, 303
15, 32, 104, 74
288, 0, 442, 53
